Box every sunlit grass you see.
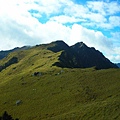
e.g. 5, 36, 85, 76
0, 47, 120, 120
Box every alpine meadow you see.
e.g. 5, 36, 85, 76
0, 41, 120, 120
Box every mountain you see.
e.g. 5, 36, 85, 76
0, 41, 118, 71
47, 41, 118, 69
0, 46, 30, 60
116, 63, 120, 68
47, 41, 79, 68
71, 42, 118, 69
0, 40, 120, 120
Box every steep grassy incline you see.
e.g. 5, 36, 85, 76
0, 46, 61, 74
0, 66, 120, 119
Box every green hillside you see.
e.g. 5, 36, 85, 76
0, 44, 120, 120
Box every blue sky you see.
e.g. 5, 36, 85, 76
0, 0, 120, 63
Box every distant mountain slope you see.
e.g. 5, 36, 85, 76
116, 63, 120, 68
0, 44, 61, 72
0, 46, 30, 60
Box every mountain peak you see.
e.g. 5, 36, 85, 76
51, 40, 69, 47
51, 40, 66, 44
47, 40, 70, 52
76, 42, 87, 47
70, 42, 89, 54
71, 42, 88, 49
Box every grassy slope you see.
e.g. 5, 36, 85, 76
0, 47, 120, 120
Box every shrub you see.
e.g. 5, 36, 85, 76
0, 111, 19, 120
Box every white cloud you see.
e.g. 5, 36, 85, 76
73, 1, 120, 29
69, 24, 113, 52
0, 0, 120, 63
109, 54, 120, 63
87, 1, 106, 15
111, 32, 120, 40
97, 16, 120, 29
87, 1, 120, 16
85, 13, 107, 23
106, 2, 120, 15
109, 16, 120, 27
64, 3, 89, 17
0, 37, 24, 51
29, 0, 61, 16
114, 47, 120, 55
50, 15, 86, 24
34, 21, 71, 44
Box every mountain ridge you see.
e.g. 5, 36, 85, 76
0, 46, 30, 60
0, 40, 118, 71
46, 41, 118, 69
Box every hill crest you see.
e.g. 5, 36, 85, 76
46, 40, 118, 69
0, 40, 118, 71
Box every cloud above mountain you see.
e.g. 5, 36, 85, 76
0, 0, 120, 63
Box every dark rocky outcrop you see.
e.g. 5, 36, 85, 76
48, 41, 118, 69
48, 41, 79, 68
71, 42, 117, 69
47, 40, 70, 52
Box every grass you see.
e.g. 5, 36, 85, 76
0, 47, 120, 120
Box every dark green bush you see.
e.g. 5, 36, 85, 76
0, 111, 19, 120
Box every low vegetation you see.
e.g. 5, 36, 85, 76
0, 111, 19, 120
0, 42, 120, 120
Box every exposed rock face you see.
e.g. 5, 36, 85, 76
48, 41, 118, 69
70, 42, 117, 69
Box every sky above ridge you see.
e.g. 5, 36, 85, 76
0, 0, 120, 63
